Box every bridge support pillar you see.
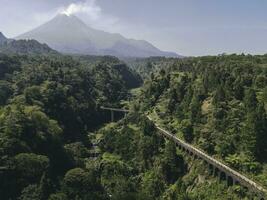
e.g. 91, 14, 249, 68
218, 171, 222, 181
208, 164, 214, 176
233, 179, 239, 186
226, 175, 234, 186
213, 167, 220, 178
212, 166, 216, 176
111, 111, 114, 122
219, 171, 226, 182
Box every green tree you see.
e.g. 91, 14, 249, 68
254, 103, 267, 161
244, 88, 257, 112
62, 168, 106, 200
180, 119, 194, 143
141, 170, 166, 199
19, 184, 42, 200
160, 141, 185, 183
189, 94, 201, 123
14, 153, 49, 183
48, 193, 68, 200
0, 81, 12, 105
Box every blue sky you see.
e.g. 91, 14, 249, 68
0, 0, 267, 56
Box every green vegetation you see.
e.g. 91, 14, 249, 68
0, 52, 266, 199
0, 39, 58, 55
136, 54, 267, 188
0, 53, 141, 199
95, 114, 248, 199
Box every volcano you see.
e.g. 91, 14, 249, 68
16, 14, 179, 58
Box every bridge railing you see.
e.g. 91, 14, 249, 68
100, 106, 129, 113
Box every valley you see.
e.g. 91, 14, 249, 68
0, 49, 266, 199
0, 1, 267, 199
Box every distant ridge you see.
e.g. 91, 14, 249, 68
0, 32, 9, 45
0, 32, 57, 55
17, 14, 181, 58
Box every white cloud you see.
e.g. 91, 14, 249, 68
59, 0, 119, 31
30, 0, 119, 33
61, 0, 101, 20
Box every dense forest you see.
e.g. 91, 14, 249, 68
136, 54, 267, 188
0, 53, 141, 199
0, 51, 267, 199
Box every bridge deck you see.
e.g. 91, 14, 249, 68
100, 106, 129, 113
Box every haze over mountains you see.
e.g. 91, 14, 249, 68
17, 14, 179, 58
0, 32, 56, 55
0, 32, 10, 45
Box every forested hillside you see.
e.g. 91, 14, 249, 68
0, 53, 266, 200
95, 113, 248, 200
136, 54, 267, 189
93, 54, 267, 200
0, 53, 141, 199
0, 39, 57, 55
2, 0, 267, 199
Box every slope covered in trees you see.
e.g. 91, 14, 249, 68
0, 32, 56, 55
0, 53, 141, 199
95, 113, 249, 200
0, 39, 57, 55
136, 54, 267, 189
0, 52, 267, 199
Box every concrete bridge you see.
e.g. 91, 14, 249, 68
147, 116, 267, 200
100, 106, 129, 121
100, 107, 266, 199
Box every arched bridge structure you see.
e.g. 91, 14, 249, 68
100, 107, 267, 199
147, 116, 267, 200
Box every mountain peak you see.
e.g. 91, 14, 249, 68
55, 13, 74, 19
47, 13, 88, 29
52, 13, 81, 22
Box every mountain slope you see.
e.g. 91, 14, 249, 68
0, 32, 57, 55
0, 39, 57, 55
17, 14, 180, 58
0, 32, 9, 45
